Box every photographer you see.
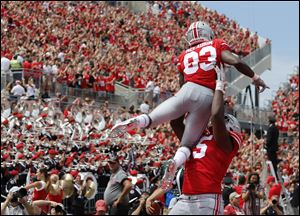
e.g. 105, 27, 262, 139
242, 173, 265, 215
1, 187, 28, 215
129, 191, 150, 215
32, 200, 66, 215
260, 195, 283, 215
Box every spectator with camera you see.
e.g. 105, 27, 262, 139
129, 191, 150, 215
266, 176, 282, 204
260, 195, 283, 215
290, 175, 299, 215
32, 199, 66, 215
1, 187, 28, 215
242, 172, 265, 215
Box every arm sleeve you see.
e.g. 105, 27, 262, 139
115, 170, 129, 184
219, 39, 232, 52
215, 39, 232, 64
229, 131, 242, 149
176, 53, 184, 74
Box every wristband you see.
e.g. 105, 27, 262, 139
215, 81, 225, 94
252, 74, 260, 81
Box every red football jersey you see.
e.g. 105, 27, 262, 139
177, 39, 231, 90
182, 128, 242, 195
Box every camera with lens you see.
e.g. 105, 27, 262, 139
272, 199, 277, 205
11, 188, 28, 203
247, 183, 256, 190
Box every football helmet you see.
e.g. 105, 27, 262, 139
224, 114, 241, 134
186, 21, 214, 46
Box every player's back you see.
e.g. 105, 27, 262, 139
177, 38, 231, 90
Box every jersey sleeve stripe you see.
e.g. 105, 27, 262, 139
229, 131, 242, 147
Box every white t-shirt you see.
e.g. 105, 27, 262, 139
26, 84, 36, 97
52, 65, 58, 75
153, 86, 160, 96
145, 81, 154, 92
1, 57, 11, 72
17, 55, 24, 64
11, 84, 25, 96
1, 203, 28, 215
140, 103, 150, 114
43, 64, 53, 74
57, 52, 65, 62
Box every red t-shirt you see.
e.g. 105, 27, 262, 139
81, 74, 90, 89
32, 181, 48, 213
177, 39, 231, 90
183, 129, 242, 194
224, 203, 245, 215
23, 61, 32, 77
106, 75, 115, 92
121, 74, 130, 86
32, 186, 48, 201
47, 189, 64, 203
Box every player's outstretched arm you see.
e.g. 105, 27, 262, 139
221, 50, 269, 93
211, 66, 233, 153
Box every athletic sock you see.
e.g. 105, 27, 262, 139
135, 114, 150, 128
173, 146, 191, 169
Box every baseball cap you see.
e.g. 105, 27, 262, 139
268, 184, 282, 199
48, 149, 58, 155
96, 199, 107, 212
229, 192, 241, 200
16, 142, 25, 149
108, 153, 119, 163
266, 176, 276, 184
223, 176, 233, 185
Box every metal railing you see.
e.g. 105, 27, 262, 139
1, 69, 128, 107
234, 104, 273, 125
1, 68, 47, 90
2, 67, 273, 126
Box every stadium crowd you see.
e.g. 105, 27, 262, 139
1, 1, 264, 96
1, 71, 299, 215
1, 1, 298, 215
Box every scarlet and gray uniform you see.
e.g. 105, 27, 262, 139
149, 39, 231, 148
169, 128, 242, 215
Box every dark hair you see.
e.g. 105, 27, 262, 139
52, 205, 66, 215
38, 168, 49, 182
248, 172, 260, 184
268, 116, 276, 123
238, 175, 246, 185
